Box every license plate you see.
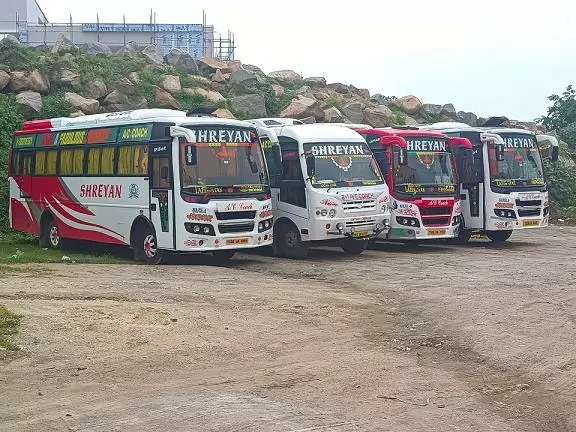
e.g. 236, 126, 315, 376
428, 229, 446, 236
522, 220, 539, 227
353, 230, 370, 238
226, 238, 249, 245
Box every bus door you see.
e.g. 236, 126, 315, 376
257, 128, 282, 210
276, 137, 310, 223
149, 142, 175, 249
11, 147, 35, 233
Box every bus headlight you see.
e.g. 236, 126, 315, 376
320, 209, 328, 217
193, 225, 200, 233
336, 223, 344, 232
381, 204, 388, 213
396, 216, 420, 227
494, 209, 516, 219
329, 209, 337, 218
258, 222, 264, 231
258, 218, 273, 233
203, 226, 211, 234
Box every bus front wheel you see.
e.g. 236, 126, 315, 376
40, 218, 63, 250
278, 224, 309, 260
487, 230, 512, 243
136, 226, 166, 264
342, 238, 368, 255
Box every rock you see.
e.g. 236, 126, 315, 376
51, 34, 77, 54
211, 69, 227, 83
280, 95, 323, 120
229, 67, 260, 85
183, 87, 208, 98
370, 94, 391, 105
164, 49, 199, 74
304, 76, 327, 87
295, 85, 313, 96
421, 104, 443, 117
242, 64, 266, 77
314, 91, 331, 101
15, 91, 42, 116
84, 42, 112, 54
358, 89, 371, 99
482, 116, 510, 127
324, 106, 344, 122
102, 90, 124, 105
268, 70, 302, 85
154, 87, 181, 109
342, 101, 366, 123
272, 84, 285, 96
442, 103, 457, 116
197, 57, 231, 74
111, 77, 136, 95
106, 95, 148, 112
300, 116, 316, 124
214, 108, 236, 119
9, 70, 50, 93
205, 90, 225, 104
230, 94, 267, 117
363, 105, 395, 127
160, 75, 182, 95
457, 111, 478, 126
477, 118, 487, 128
0, 65, 11, 73
0, 70, 10, 89
327, 83, 350, 94
187, 75, 213, 88
211, 82, 224, 92
391, 95, 422, 115
127, 72, 140, 84
115, 42, 143, 56
141, 44, 164, 65
404, 115, 418, 126
70, 111, 85, 118
65, 92, 100, 115
60, 69, 81, 87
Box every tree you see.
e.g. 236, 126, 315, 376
539, 85, 576, 131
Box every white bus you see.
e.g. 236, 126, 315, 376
9, 109, 277, 263
250, 120, 391, 258
421, 122, 558, 243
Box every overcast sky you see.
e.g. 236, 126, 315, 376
37, 0, 575, 121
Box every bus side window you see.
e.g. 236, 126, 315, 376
278, 137, 306, 208
152, 157, 171, 189
13, 152, 33, 175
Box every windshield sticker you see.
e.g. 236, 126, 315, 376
502, 136, 536, 149
492, 178, 544, 187
309, 144, 368, 156
437, 184, 456, 193
193, 186, 224, 194
403, 184, 426, 194
238, 185, 264, 193
406, 138, 447, 152
331, 156, 352, 172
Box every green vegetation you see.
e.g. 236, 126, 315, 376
0, 305, 21, 351
224, 79, 294, 118
40, 94, 76, 119
323, 97, 343, 110
388, 104, 406, 126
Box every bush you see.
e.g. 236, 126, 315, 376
544, 159, 576, 211
559, 123, 576, 149
40, 95, 75, 119
0, 96, 25, 233
225, 79, 293, 117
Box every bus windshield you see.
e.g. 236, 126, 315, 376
303, 142, 384, 188
393, 137, 458, 195
180, 126, 269, 194
488, 133, 545, 188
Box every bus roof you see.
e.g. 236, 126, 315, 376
247, 118, 305, 127
16, 109, 256, 135
274, 124, 367, 143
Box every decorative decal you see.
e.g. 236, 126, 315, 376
259, 209, 273, 219
320, 199, 338, 207
186, 212, 213, 222
128, 184, 139, 199
152, 190, 169, 232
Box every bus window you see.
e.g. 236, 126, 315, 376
118, 145, 149, 175
118, 146, 132, 175
134, 145, 149, 175
35, 151, 46, 175
46, 150, 57, 175
12, 152, 33, 175
152, 157, 171, 189
59, 148, 84, 175
101, 147, 115, 175
87, 148, 102, 175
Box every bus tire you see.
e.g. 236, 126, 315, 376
278, 223, 308, 260
487, 230, 512, 243
40, 217, 63, 250
136, 225, 166, 265
212, 250, 236, 261
342, 238, 368, 255
447, 217, 472, 245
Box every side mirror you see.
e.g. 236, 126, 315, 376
160, 166, 169, 181
184, 144, 197, 166
495, 144, 505, 162
551, 146, 559, 162
305, 153, 316, 177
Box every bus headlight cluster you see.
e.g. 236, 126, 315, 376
329, 209, 337, 218
396, 216, 420, 227
184, 223, 215, 236
494, 209, 516, 219
258, 218, 273, 233
381, 204, 388, 214
452, 216, 460, 226
336, 223, 344, 232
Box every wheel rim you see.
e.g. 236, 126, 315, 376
284, 230, 298, 248
49, 225, 60, 247
143, 234, 157, 258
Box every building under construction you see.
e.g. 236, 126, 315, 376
0, 0, 235, 59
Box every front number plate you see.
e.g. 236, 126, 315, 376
522, 220, 540, 227
353, 230, 370, 238
428, 229, 447, 236
226, 238, 249, 245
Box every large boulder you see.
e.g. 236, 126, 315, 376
214, 108, 236, 119
183, 87, 208, 98
101, 90, 125, 105
211, 69, 227, 83
370, 94, 391, 105
187, 75, 213, 88
342, 101, 366, 123
272, 84, 285, 96
9, 70, 50, 93
363, 105, 395, 127
457, 111, 478, 126
84, 42, 112, 54
327, 83, 350, 94
85, 79, 108, 100
358, 89, 371, 99
197, 57, 231, 74
164, 49, 199, 74
0, 65, 10, 73
15, 91, 42, 116
65, 92, 100, 115
268, 70, 301, 85
324, 106, 344, 123
106, 95, 148, 112
154, 87, 181, 109
442, 103, 457, 117
242, 64, 266, 77
280, 95, 323, 120
60, 69, 81, 87
115, 41, 142, 56
51, 34, 77, 54
391, 95, 422, 115
127, 72, 140, 84
404, 115, 418, 126
205, 90, 225, 104
304, 76, 327, 87
421, 103, 443, 117
230, 94, 267, 117
111, 77, 136, 95
229, 67, 260, 85
142, 44, 164, 65
0, 70, 10, 89
160, 74, 182, 95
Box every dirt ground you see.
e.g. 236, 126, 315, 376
1, 226, 575, 432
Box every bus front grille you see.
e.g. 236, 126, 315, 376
218, 222, 255, 234
215, 211, 256, 221
421, 217, 450, 227
342, 200, 376, 212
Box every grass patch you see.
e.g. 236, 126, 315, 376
388, 104, 406, 125
0, 233, 128, 265
0, 305, 22, 351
